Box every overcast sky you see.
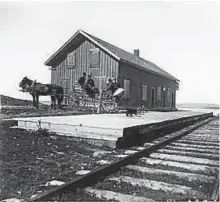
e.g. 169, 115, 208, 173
0, 1, 219, 104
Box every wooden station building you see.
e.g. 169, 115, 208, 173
45, 30, 179, 110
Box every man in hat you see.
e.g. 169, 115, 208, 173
85, 74, 95, 97
112, 78, 120, 94
78, 72, 86, 88
104, 77, 115, 99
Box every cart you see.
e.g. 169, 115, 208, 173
67, 82, 121, 113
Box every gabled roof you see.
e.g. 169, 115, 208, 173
45, 30, 178, 82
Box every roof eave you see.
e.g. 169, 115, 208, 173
120, 59, 179, 82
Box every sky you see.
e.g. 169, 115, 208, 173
0, 1, 219, 104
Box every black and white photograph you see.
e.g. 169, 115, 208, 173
0, 1, 219, 201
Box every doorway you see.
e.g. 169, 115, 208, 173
171, 92, 175, 108
163, 89, 166, 107
151, 88, 156, 108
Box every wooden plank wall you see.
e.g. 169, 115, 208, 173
118, 62, 178, 110
51, 40, 119, 97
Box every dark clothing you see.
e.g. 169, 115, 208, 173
114, 82, 120, 88
78, 76, 86, 87
105, 82, 115, 94
85, 78, 95, 97
86, 78, 95, 87
112, 82, 120, 94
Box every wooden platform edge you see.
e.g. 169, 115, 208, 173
117, 112, 214, 148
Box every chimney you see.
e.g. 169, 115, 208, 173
134, 49, 140, 57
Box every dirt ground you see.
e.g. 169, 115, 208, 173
0, 96, 117, 201
0, 105, 94, 119
0, 118, 113, 201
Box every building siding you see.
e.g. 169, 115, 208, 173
118, 61, 177, 109
51, 39, 119, 100
50, 38, 177, 110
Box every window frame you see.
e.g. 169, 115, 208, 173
142, 83, 148, 101
89, 48, 100, 68
157, 86, 162, 101
67, 51, 76, 69
123, 78, 130, 99
167, 88, 171, 102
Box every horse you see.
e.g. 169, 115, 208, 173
19, 77, 64, 109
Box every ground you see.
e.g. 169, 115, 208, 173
0, 96, 101, 201
0, 96, 218, 201
0, 119, 114, 201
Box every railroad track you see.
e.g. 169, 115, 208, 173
32, 115, 219, 201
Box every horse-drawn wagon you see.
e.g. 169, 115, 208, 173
66, 82, 123, 113
19, 76, 124, 113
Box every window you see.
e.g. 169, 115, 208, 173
167, 88, 171, 102
157, 86, 162, 100
124, 79, 130, 99
142, 84, 148, 101
90, 48, 100, 67
151, 88, 156, 107
67, 51, 76, 68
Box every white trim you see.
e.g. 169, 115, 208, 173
80, 30, 120, 61
45, 30, 81, 65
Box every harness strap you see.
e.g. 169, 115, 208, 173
30, 80, 36, 88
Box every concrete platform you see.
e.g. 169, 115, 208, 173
12, 111, 213, 148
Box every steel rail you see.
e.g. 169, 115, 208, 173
31, 114, 217, 201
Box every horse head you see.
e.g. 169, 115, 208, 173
19, 76, 28, 88
19, 76, 34, 92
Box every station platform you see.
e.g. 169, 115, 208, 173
12, 111, 213, 148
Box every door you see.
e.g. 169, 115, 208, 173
151, 88, 156, 108
163, 90, 166, 107
171, 92, 175, 108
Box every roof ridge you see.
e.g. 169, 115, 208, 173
81, 30, 177, 81
46, 29, 178, 81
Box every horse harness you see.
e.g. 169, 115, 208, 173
21, 80, 49, 94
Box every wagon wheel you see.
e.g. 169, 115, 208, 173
112, 105, 119, 113
70, 96, 85, 110
78, 97, 87, 109
75, 96, 86, 110
101, 103, 110, 113
101, 102, 114, 113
